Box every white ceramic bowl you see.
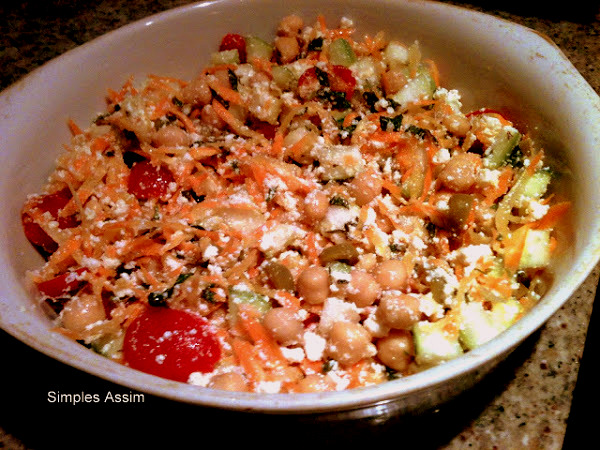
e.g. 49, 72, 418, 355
1, 0, 599, 417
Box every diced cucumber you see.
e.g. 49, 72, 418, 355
349, 57, 381, 91
521, 169, 551, 200
329, 38, 357, 67
328, 261, 352, 284
210, 49, 240, 65
458, 300, 521, 350
228, 286, 271, 321
484, 128, 521, 169
519, 228, 551, 269
390, 64, 436, 108
271, 65, 296, 90
245, 35, 274, 61
383, 41, 409, 68
91, 333, 124, 359
413, 315, 463, 366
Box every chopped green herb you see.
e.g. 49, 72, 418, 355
363, 91, 379, 112
337, 114, 361, 137
406, 124, 428, 138
380, 114, 403, 131
171, 96, 183, 108
182, 190, 205, 203
228, 69, 239, 91
386, 367, 401, 380
322, 359, 337, 373
201, 283, 218, 303
266, 187, 277, 202
147, 272, 194, 307
152, 205, 161, 220
389, 243, 404, 253
314, 66, 330, 87
505, 145, 524, 168
425, 221, 437, 237
319, 89, 351, 110
307, 37, 324, 51
329, 196, 349, 208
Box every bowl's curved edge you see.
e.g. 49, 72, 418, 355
1, 0, 600, 415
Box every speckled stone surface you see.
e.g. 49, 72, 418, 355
1, 1, 599, 448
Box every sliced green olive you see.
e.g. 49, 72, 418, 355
319, 243, 359, 265
264, 261, 295, 291
447, 193, 474, 230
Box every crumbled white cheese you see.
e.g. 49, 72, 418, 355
434, 87, 463, 112
433, 147, 451, 164
303, 330, 327, 361
318, 297, 361, 335
280, 346, 305, 363
450, 244, 493, 275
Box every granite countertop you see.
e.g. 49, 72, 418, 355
1, 1, 599, 448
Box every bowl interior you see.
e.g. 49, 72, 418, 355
1, 0, 599, 414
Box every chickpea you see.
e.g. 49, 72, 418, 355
345, 270, 381, 307
438, 152, 482, 192
208, 372, 249, 392
200, 104, 226, 129
349, 170, 383, 206
303, 190, 329, 222
377, 292, 421, 330
262, 307, 303, 345
297, 266, 330, 304
327, 321, 375, 366
375, 259, 408, 291
60, 294, 106, 333
210, 69, 233, 88
381, 69, 408, 96
377, 330, 414, 372
295, 373, 335, 393
152, 124, 191, 148
275, 36, 300, 64
180, 75, 212, 106
278, 14, 304, 36
442, 113, 471, 137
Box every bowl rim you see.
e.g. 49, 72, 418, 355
1, 0, 600, 414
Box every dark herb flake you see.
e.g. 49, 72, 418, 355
380, 114, 403, 132
329, 196, 349, 208
307, 37, 324, 52
147, 272, 194, 307
171, 97, 183, 108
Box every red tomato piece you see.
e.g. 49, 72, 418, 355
329, 65, 356, 100
253, 121, 277, 140
127, 160, 175, 201
123, 308, 221, 382
219, 33, 247, 63
22, 187, 79, 255
37, 268, 87, 298
22, 213, 59, 255
297, 67, 321, 100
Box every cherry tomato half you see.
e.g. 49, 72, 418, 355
127, 160, 175, 201
329, 65, 357, 100
37, 268, 87, 298
123, 308, 221, 382
22, 188, 79, 255
219, 33, 247, 63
